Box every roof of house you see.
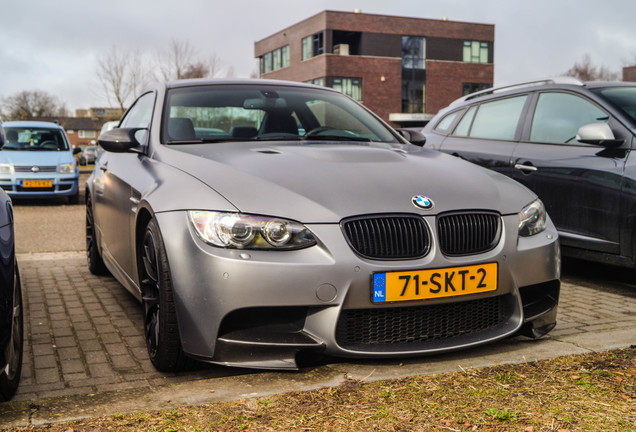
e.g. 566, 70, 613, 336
30, 116, 103, 131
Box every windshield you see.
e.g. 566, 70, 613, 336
592, 86, 636, 123
162, 84, 399, 144
1, 126, 70, 151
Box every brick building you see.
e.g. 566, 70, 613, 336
254, 10, 494, 126
623, 66, 636, 82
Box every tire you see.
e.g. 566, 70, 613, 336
86, 192, 108, 275
139, 219, 187, 372
0, 261, 23, 402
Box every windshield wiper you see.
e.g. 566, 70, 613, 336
166, 138, 233, 145
302, 135, 371, 142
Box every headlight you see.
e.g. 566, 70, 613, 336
518, 199, 546, 237
188, 211, 317, 250
0, 163, 14, 174
59, 162, 76, 174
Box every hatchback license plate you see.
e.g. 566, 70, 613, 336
21, 180, 53, 188
372, 262, 498, 303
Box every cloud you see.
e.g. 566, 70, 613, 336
1, 0, 635, 111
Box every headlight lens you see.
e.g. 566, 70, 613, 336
188, 211, 317, 250
59, 162, 75, 174
518, 199, 547, 237
0, 163, 14, 174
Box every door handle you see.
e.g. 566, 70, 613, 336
514, 163, 537, 173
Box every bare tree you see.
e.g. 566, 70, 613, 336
181, 61, 209, 79
157, 39, 196, 81
564, 53, 619, 81
156, 41, 231, 80
96, 46, 148, 112
1, 90, 68, 120
94, 40, 232, 113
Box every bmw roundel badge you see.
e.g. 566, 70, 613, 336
412, 195, 434, 210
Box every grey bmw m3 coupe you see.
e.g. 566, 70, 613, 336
86, 79, 560, 371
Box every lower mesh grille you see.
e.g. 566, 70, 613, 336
335, 296, 508, 351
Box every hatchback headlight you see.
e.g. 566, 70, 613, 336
59, 162, 75, 174
188, 211, 317, 250
518, 199, 546, 237
0, 163, 14, 174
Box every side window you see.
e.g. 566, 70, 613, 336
120, 92, 156, 129
454, 105, 477, 137
468, 96, 527, 140
530, 92, 607, 143
433, 110, 462, 133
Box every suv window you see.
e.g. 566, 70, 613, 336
434, 110, 462, 133
453, 96, 527, 140
530, 92, 607, 143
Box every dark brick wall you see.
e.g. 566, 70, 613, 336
623, 66, 636, 82
326, 56, 403, 121
426, 61, 493, 113
360, 33, 401, 57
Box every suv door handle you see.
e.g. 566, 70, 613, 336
514, 163, 537, 173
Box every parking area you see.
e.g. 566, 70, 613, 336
1, 181, 635, 427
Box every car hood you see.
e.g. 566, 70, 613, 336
158, 141, 535, 222
0, 150, 73, 166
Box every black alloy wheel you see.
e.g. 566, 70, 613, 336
0, 262, 23, 402
139, 219, 186, 372
85, 193, 108, 275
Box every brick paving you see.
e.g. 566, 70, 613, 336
13, 252, 230, 403
7, 252, 636, 404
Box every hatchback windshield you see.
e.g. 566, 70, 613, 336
162, 84, 399, 144
2, 127, 70, 151
593, 86, 636, 123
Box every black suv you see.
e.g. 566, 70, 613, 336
422, 78, 636, 269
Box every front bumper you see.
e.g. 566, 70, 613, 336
156, 211, 561, 369
0, 174, 79, 198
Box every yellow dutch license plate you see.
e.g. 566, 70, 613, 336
372, 262, 498, 303
21, 180, 52, 188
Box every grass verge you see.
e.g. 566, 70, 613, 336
6, 348, 635, 431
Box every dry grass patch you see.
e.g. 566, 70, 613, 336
6, 348, 635, 432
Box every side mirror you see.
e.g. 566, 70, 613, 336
576, 122, 624, 148
98, 127, 146, 153
73, 147, 82, 155
396, 128, 427, 146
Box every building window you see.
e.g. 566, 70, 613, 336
79, 130, 96, 139
302, 32, 324, 61
306, 78, 325, 86
302, 36, 312, 60
263, 52, 272, 73
402, 82, 425, 113
281, 45, 290, 68
272, 49, 281, 71
313, 32, 324, 56
261, 45, 290, 74
463, 83, 491, 96
331, 77, 362, 101
463, 41, 489, 63
402, 36, 426, 69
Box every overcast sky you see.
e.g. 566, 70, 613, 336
1, 0, 634, 112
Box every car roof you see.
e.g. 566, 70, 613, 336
164, 78, 339, 93
449, 78, 636, 108
2, 120, 65, 130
